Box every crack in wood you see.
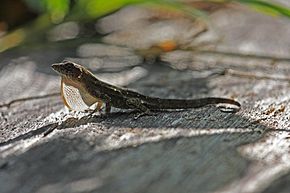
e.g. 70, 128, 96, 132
0, 92, 60, 108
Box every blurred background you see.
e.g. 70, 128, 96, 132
1, 0, 290, 55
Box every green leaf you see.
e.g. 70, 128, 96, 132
70, 0, 209, 21
236, 0, 290, 18
72, 0, 143, 19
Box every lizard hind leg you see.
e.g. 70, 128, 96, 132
133, 109, 156, 120
125, 98, 155, 119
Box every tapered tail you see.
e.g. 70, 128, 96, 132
147, 97, 241, 110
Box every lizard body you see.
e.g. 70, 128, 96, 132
52, 61, 241, 115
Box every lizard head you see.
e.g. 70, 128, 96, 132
52, 60, 84, 80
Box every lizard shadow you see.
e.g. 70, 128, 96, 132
0, 107, 279, 148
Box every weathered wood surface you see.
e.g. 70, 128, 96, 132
1, 6, 290, 193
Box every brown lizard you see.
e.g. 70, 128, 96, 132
51, 61, 241, 117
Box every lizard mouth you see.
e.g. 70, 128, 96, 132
51, 62, 72, 76
51, 63, 63, 74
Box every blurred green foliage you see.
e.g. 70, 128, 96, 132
238, 0, 290, 18
72, 0, 142, 19
1, 0, 290, 53
22, 0, 290, 22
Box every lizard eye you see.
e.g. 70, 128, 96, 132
62, 61, 74, 68
60, 61, 83, 78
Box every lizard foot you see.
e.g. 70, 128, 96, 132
85, 108, 103, 117
134, 110, 156, 120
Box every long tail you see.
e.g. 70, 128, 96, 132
147, 97, 241, 110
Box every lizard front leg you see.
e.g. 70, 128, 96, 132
105, 103, 111, 113
89, 101, 111, 117
89, 94, 111, 116
87, 98, 104, 116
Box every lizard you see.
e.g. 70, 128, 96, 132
51, 60, 241, 117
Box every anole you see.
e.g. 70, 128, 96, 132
51, 61, 241, 117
